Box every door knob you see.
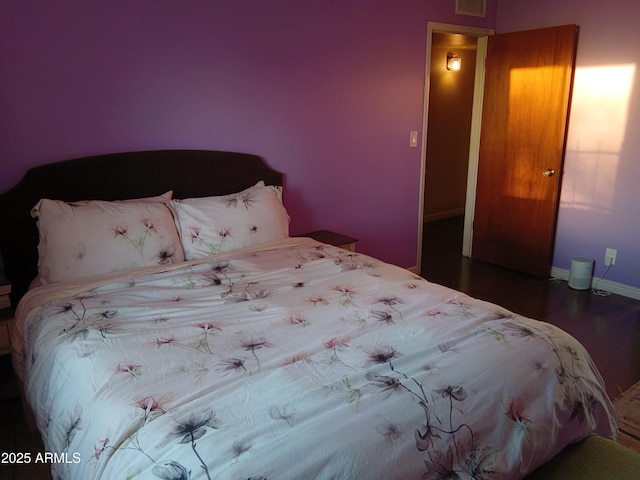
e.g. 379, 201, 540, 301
543, 168, 555, 177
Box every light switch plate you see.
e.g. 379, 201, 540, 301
410, 131, 418, 147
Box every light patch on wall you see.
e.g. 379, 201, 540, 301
562, 64, 635, 212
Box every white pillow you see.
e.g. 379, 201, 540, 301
172, 182, 290, 260
32, 198, 184, 283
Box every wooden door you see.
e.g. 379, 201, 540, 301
472, 24, 579, 277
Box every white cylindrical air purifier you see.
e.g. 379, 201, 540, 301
568, 257, 594, 290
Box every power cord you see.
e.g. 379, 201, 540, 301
592, 265, 612, 297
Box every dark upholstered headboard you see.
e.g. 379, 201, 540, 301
0, 150, 283, 306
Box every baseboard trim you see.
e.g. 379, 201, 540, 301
423, 208, 465, 223
551, 267, 640, 301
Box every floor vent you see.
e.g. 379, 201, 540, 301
455, 0, 486, 18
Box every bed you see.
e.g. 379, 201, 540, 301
0, 150, 617, 479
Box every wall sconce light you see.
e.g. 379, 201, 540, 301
446, 53, 461, 71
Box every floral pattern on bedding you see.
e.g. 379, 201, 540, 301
15, 238, 616, 480
32, 198, 183, 283
171, 182, 290, 260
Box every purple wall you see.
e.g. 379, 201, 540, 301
496, 0, 640, 289
4, 1, 636, 290
0, 0, 495, 270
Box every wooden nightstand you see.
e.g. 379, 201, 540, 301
0, 283, 18, 402
298, 230, 358, 252
0, 313, 11, 356
0, 283, 12, 356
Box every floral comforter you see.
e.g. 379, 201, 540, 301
12, 238, 617, 479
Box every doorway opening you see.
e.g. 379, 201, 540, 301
416, 22, 493, 275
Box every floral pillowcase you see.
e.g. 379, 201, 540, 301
171, 182, 290, 260
32, 197, 184, 284
31, 184, 290, 283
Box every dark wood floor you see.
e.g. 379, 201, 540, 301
420, 216, 640, 399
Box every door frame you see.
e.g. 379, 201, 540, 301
416, 22, 494, 274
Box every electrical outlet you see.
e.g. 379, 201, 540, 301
605, 248, 617, 266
